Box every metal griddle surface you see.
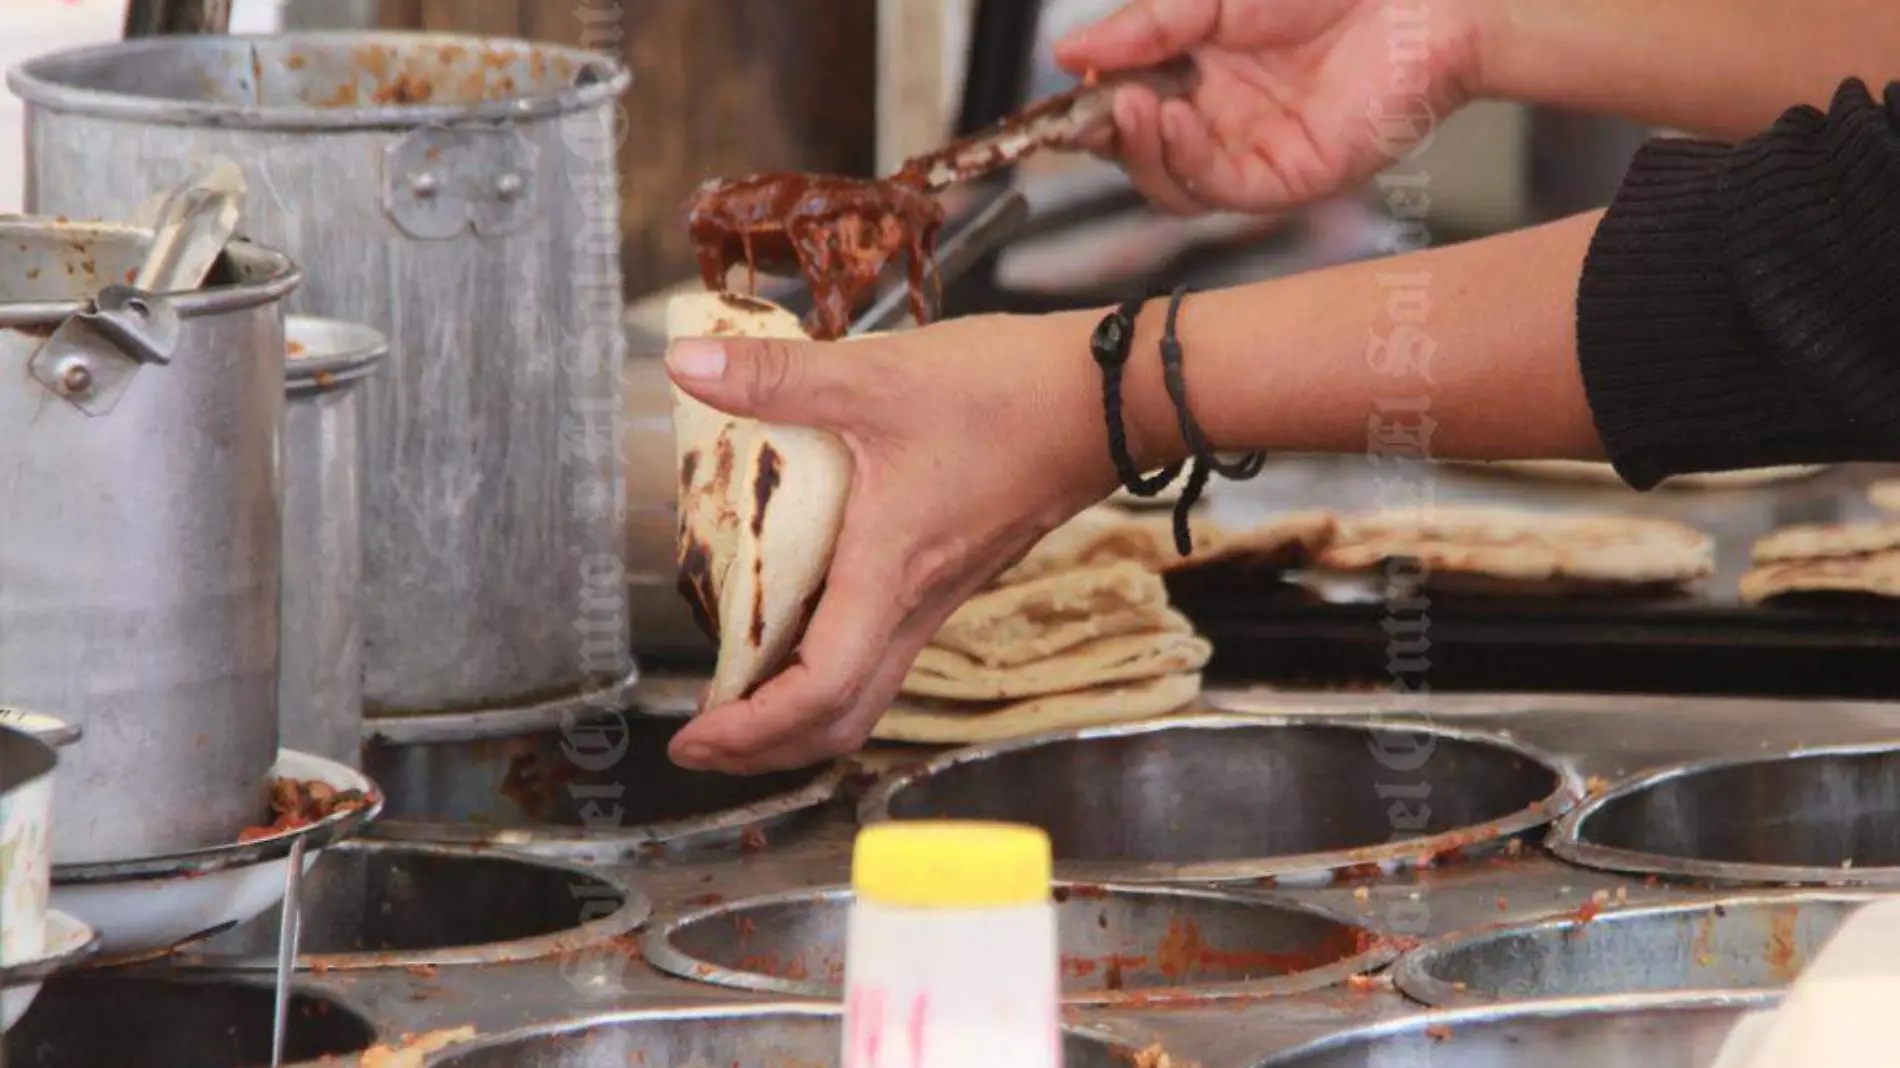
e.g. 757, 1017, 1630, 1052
1169, 457, 1900, 698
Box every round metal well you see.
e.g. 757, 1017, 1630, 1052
644, 884, 1397, 1005
171, 840, 649, 970
4, 973, 376, 1067
1394, 893, 1875, 1006
418, 1004, 1139, 1068
363, 706, 846, 860
861, 715, 1579, 884
1550, 745, 1900, 886
1254, 992, 1778, 1067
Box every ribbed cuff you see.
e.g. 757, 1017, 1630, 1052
1577, 139, 1848, 489
1717, 80, 1900, 446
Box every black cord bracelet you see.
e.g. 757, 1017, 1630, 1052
1090, 295, 1183, 498
1159, 285, 1266, 555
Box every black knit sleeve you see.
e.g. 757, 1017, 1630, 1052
1576, 79, 1900, 489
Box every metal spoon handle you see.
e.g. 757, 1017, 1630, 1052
269, 837, 306, 1068
133, 162, 246, 294
900, 58, 1201, 194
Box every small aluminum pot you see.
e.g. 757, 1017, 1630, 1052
283, 316, 386, 768
0, 219, 299, 864
0, 710, 80, 968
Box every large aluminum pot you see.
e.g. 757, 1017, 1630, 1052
283, 316, 386, 768
11, 33, 635, 715
0, 219, 297, 865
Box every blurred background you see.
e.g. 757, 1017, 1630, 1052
1, 0, 1650, 305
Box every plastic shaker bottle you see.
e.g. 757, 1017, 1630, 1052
843, 821, 1063, 1068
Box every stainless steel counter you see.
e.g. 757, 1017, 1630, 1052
52, 682, 1900, 1066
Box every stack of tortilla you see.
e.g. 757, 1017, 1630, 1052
1740, 520, 1900, 604
1314, 507, 1716, 595
872, 506, 1332, 744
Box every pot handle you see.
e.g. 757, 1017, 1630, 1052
25, 285, 183, 417
0, 708, 82, 749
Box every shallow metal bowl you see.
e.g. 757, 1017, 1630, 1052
416, 1003, 1139, 1067
643, 883, 1397, 1005
1254, 991, 1778, 1067
1549, 744, 1900, 885
861, 715, 1579, 884
5, 974, 376, 1067
1394, 892, 1876, 1007
363, 707, 846, 861
171, 839, 649, 971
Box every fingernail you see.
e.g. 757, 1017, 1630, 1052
672, 742, 715, 769
667, 339, 727, 380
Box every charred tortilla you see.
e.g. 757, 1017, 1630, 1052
669, 293, 850, 706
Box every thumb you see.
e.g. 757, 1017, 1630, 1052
1053, 0, 1219, 73
665, 335, 857, 428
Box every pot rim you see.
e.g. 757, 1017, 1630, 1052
285, 314, 388, 395
1253, 989, 1783, 1064
0, 220, 300, 327
166, 838, 652, 973
1546, 741, 1900, 887
0, 719, 59, 789
0, 708, 81, 750
1391, 889, 1887, 1008
859, 712, 1585, 885
640, 882, 1402, 1006
6, 31, 631, 132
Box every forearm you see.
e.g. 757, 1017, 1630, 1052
1477, 0, 1893, 139
1080, 212, 1607, 472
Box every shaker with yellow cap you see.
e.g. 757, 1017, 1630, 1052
841, 821, 1062, 1068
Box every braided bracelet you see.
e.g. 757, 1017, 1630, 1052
1090, 295, 1183, 498
1159, 285, 1266, 555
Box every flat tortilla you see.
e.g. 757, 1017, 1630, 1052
1465, 460, 1826, 490
1319, 507, 1714, 587
873, 672, 1203, 744
995, 507, 1331, 587
1751, 520, 1900, 564
1872, 481, 1900, 512
933, 562, 1174, 669
903, 622, 1211, 701
669, 293, 851, 707
1740, 553, 1900, 604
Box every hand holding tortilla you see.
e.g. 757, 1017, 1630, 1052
663, 301, 1120, 773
